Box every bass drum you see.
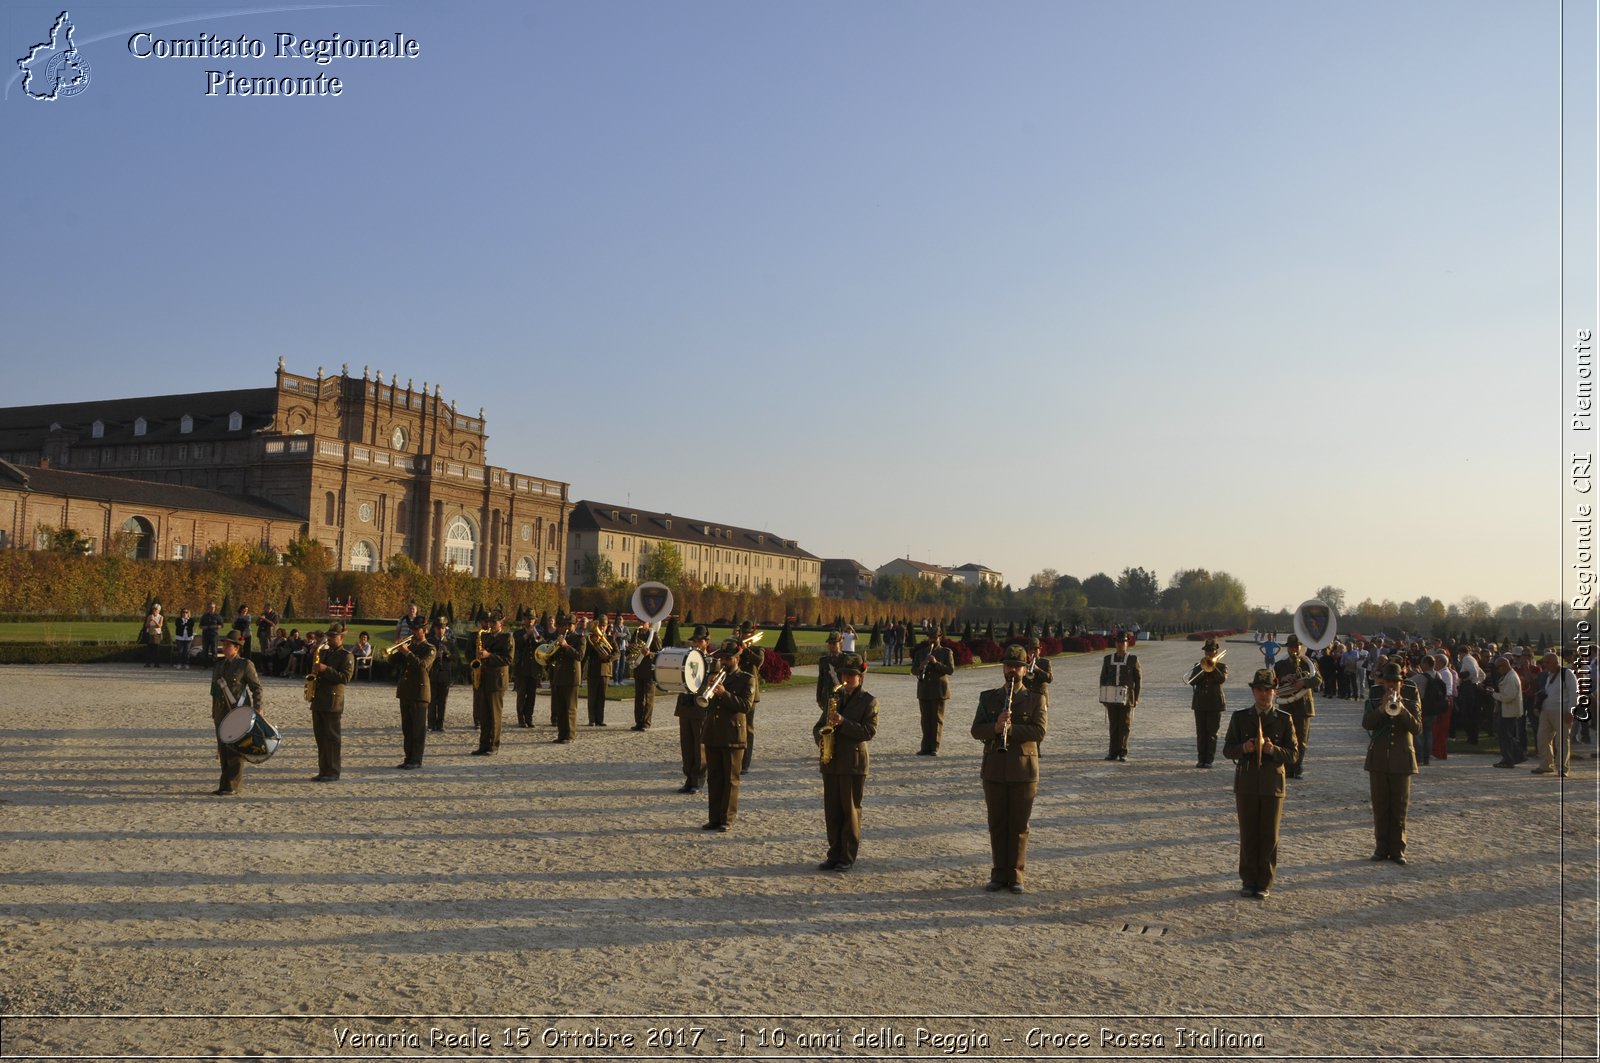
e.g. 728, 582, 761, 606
216, 706, 283, 764
654, 646, 707, 695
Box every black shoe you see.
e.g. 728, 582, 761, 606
1255, 888, 1271, 898
1116, 754, 1127, 762
984, 881, 1006, 892
916, 750, 933, 756
211, 788, 236, 796
677, 784, 696, 794
1008, 883, 1025, 894
398, 762, 421, 770
1239, 887, 1255, 898
1370, 852, 1388, 861
312, 774, 337, 782
1492, 761, 1513, 768
717, 823, 731, 832
551, 737, 571, 743
831, 862, 853, 873
1392, 855, 1408, 866
817, 860, 839, 871
630, 725, 646, 731
1196, 761, 1206, 768
1103, 754, 1118, 761
701, 822, 723, 831
470, 749, 493, 756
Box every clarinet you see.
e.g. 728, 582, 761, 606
996, 679, 1016, 753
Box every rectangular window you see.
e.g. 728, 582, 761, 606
172, 544, 188, 560
621, 562, 630, 579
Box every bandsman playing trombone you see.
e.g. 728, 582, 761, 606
972, 644, 1047, 894
1187, 638, 1228, 767
814, 653, 877, 871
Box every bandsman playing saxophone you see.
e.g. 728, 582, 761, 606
972, 644, 1048, 894
308, 622, 356, 781
813, 653, 878, 871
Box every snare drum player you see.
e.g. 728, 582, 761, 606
393, 631, 436, 769
1362, 661, 1421, 864
1098, 632, 1141, 762
308, 621, 356, 782
210, 631, 263, 795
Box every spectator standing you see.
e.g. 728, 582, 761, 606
173, 607, 196, 669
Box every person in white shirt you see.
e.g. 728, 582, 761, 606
1533, 654, 1579, 776
1489, 656, 1525, 768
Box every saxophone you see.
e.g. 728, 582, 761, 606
470, 629, 485, 689
817, 683, 844, 766
304, 648, 321, 702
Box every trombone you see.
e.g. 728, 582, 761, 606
1184, 647, 1226, 685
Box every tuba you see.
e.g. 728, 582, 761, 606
817, 683, 844, 765
588, 616, 614, 658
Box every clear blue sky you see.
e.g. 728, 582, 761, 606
1, 0, 1577, 613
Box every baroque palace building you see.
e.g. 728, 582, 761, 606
568, 500, 822, 594
0, 359, 572, 578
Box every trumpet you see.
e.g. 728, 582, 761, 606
1383, 688, 1403, 717
384, 633, 419, 658
695, 668, 728, 708
817, 683, 844, 766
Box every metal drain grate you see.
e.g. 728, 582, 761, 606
1119, 923, 1168, 936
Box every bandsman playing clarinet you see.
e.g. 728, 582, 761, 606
210, 631, 263, 795
1223, 669, 1299, 898
972, 644, 1048, 894
814, 653, 878, 871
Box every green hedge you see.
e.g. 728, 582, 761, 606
0, 643, 150, 665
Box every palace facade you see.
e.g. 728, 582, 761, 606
568, 501, 821, 594
0, 360, 572, 578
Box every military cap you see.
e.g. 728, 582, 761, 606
1380, 662, 1403, 681
555, 612, 573, 626
1248, 668, 1278, 689
826, 631, 842, 645
1001, 644, 1030, 667
738, 620, 756, 634
326, 621, 346, 634
432, 616, 448, 627
838, 653, 865, 674
220, 631, 245, 648
691, 624, 712, 642
1203, 638, 1220, 651
713, 639, 742, 659
1285, 633, 1302, 647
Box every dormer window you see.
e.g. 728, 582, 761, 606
133, 417, 147, 437
91, 420, 104, 439
48, 422, 61, 431
228, 411, 243, 432
180, 415, 193, 434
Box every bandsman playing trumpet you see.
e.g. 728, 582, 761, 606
1187, 638, 1228, 767
471, 610, 513, 755
1020, 636, 1053, 696
701, 639, 755, 832
308, 622, 355, 782
1362, 661, 1421, 864
913, 631, 955, 755
813, 653, 877, 871
972, 644, 1047, 894
391, 632, 436, 769
542, 613, 583, 743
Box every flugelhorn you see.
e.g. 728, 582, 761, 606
384, 633, 419, 658
695, 667, 727, 709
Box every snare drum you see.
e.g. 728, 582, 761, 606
216, 706, 283, 764
654, 646, 707, 695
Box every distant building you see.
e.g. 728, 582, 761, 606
0, 360, 572, 578
0, 459, 303, 560
567, 501, 821, 593
875, 557, 959, 584
953, 562, 1004, 588
821, 559, 874, 600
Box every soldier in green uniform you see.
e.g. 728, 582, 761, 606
425, 617, 454, 732
631, 627, 658, 730
1020, 636, 1053, 695
393, 632, 436, 769
471, 611, 513, 755
210, 631, 264, 795
737, 620, 764, 772
1223, 668, 1300, 898
913, 632, 956, 755
308, 621, 356, 781
544, 613, 583, 743
816, 630, 847, 707
674, 625, 713, 792
512, 614, 544, 728
1186, 638, 1228, 767
972, 644, 1048, 894
814, 653, 878, 870
702, 639, 754, 831
1273, 633, 1320, 779
1363, 660, 1422, 864
584, 613, 614, 726
1098, 632, 1141, 761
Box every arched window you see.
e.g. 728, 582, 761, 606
180, 415, 193, 434
323, 491, 337, 526
515, 556, 533, 581
120, 516, 155, 560
547, 523, 558, 549
349, 540, 375, 573
228, 411, 243, 431
91, 420, 104, 439
133, 417, 147, 437
444, 515, 477, 574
